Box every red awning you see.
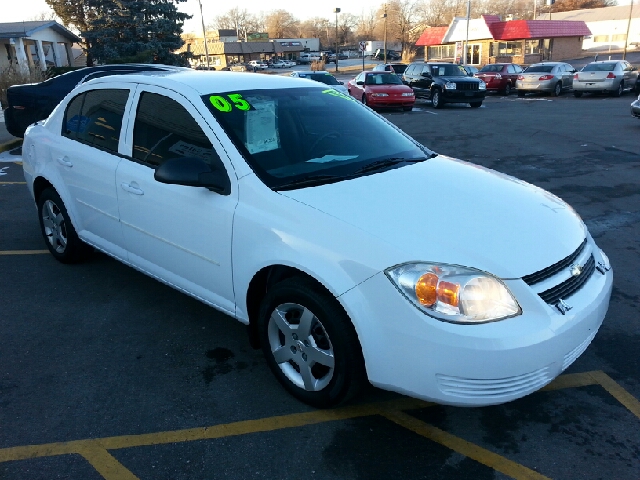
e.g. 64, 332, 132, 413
416, 26, 449, 46
489, 20, 591, 40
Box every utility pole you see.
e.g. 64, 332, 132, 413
383, 4, 388, 64
198, 0, 210, 69
623, 0, 635, 60
463, 0, 470, 65
334, 8, 341, 72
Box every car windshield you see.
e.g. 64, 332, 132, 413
479, 65, 504, 72
525, 65, 554, 73
202, 87, 431, 190
430, 65, 466, 77
299, 74, 340, 86
365, 73, 403, 85
582, 63, 616, 72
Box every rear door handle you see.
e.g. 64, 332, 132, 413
120, 182, 144, 195
56, 156, 72, 167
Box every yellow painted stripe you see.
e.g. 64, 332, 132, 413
382, 409, 551, 480
0, 397, 428, 462
589, 370, 640, 419
76, 442, 139, 480
541, 371, 599, 391
0, 182, 26, 184
0, 250, 49, 255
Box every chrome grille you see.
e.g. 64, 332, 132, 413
455, 82, 479, 91
523, 239, 587, 286
538, 255, 596, 305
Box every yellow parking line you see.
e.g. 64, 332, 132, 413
541, 371, 599, 391
588, 370, 640, 419
0, 250, 49, 255
76, 442, 139, 480
382, 409, 551, 480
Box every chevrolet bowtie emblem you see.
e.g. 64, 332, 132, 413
570, 264, 582, 277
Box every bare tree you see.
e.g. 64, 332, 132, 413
265, 9, 300, 38
30, 11, 60, 22
355, 7, 378, 39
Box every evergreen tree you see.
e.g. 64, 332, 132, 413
83, 0, 191, 65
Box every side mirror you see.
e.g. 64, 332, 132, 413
356, 80, 364, 85
155, 157, 231, 195
340, 81, 344, 85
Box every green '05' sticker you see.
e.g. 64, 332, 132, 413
209, 93, 252, 112
322, 88, 354, 101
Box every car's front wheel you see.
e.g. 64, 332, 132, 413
431, 88, 443, 108
258, 276, 366, 408
37, 188, 92, 263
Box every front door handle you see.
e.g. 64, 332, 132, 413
120, 182, 144, 195
56, 156, 72, 167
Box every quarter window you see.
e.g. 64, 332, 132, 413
62, 89, 129, 153
132, 92, 218, 167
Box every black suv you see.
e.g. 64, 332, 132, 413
402, 62, 486, 108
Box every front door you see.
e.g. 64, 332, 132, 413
116, 86, 238, 315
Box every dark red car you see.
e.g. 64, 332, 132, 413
347, 71, 415, 111
474, 63, 523, 95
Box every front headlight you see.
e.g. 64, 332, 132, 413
385, 262, 521, 324
444, 82, 456, 90
479, 80, 487, 90
401, 92, 414, 96
371, 93, 389, 97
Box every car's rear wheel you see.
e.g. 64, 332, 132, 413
552, 82, 562, 97
574, 91, 583, 98
431, 89, 443, 108
470, 101, 482, 108
503, 83, 511, 95
37, 188, 92, 264
612, 81, 623, 97
258, 276, 366, 408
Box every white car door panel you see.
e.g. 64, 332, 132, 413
116, 86, 238, 314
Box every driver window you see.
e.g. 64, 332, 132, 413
132, 92, 220, 167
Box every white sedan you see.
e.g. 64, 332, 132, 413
22, 70, 612, 408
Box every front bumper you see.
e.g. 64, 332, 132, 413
441, 90, 486, 103
340, 242, 612, 406
367, 96, 415, 109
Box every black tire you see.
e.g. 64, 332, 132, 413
362, 94, 367, 105
37, 188, 92, 264
552, 82, 562, 97
469, 101, 482, 108
503, 83, 511, 95
612, 81, 623, 97
518, 90, 526, 97
431, 88, 443, 109
574, 91, 583, 98
258, 276, 366, 408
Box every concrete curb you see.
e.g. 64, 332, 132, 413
0, 138, 22, 154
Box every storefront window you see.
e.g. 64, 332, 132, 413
428, 45, 455, 59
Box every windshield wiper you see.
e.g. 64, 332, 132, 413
276, 174, 344, 190
354, 156, 431, 174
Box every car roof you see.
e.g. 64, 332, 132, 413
85, 70, 323, 95
295, 71, 334, 75
588, 60, 620, 64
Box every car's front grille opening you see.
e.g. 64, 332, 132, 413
523, 239, 587, 286
455, 82, 479, 91
538, 254, 595, 305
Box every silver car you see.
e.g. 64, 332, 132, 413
632, 94, 640, 119
516, 62, 575, 97
289, 71, 349, 95
573, 60, 639, 97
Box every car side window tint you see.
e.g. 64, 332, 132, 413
62, 92, 85, 141
514, 65, 523, 73
507, 65, 515, 74
63, 89, 128, 153
132, 92, 218, 167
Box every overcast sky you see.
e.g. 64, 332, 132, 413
4, 0, 382, 35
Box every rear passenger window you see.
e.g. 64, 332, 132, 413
63, 89, 129, 154
132, 92, 218, 167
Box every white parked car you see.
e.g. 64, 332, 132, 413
271, 60, 288, 69
248, 60, 268, 70
22, 71, 612, 408
283, 60, 297, 68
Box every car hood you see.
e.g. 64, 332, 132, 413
366, 84, 412, 93
279, 156, 586, 279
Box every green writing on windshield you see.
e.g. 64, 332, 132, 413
209, 93, 252, 112
322, 89, 354, 102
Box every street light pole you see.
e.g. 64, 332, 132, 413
334, 8, 341, 72
383, 4, 388, 64
198, 0, 210, 69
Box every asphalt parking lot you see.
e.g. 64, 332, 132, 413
1, 90, 639, 480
